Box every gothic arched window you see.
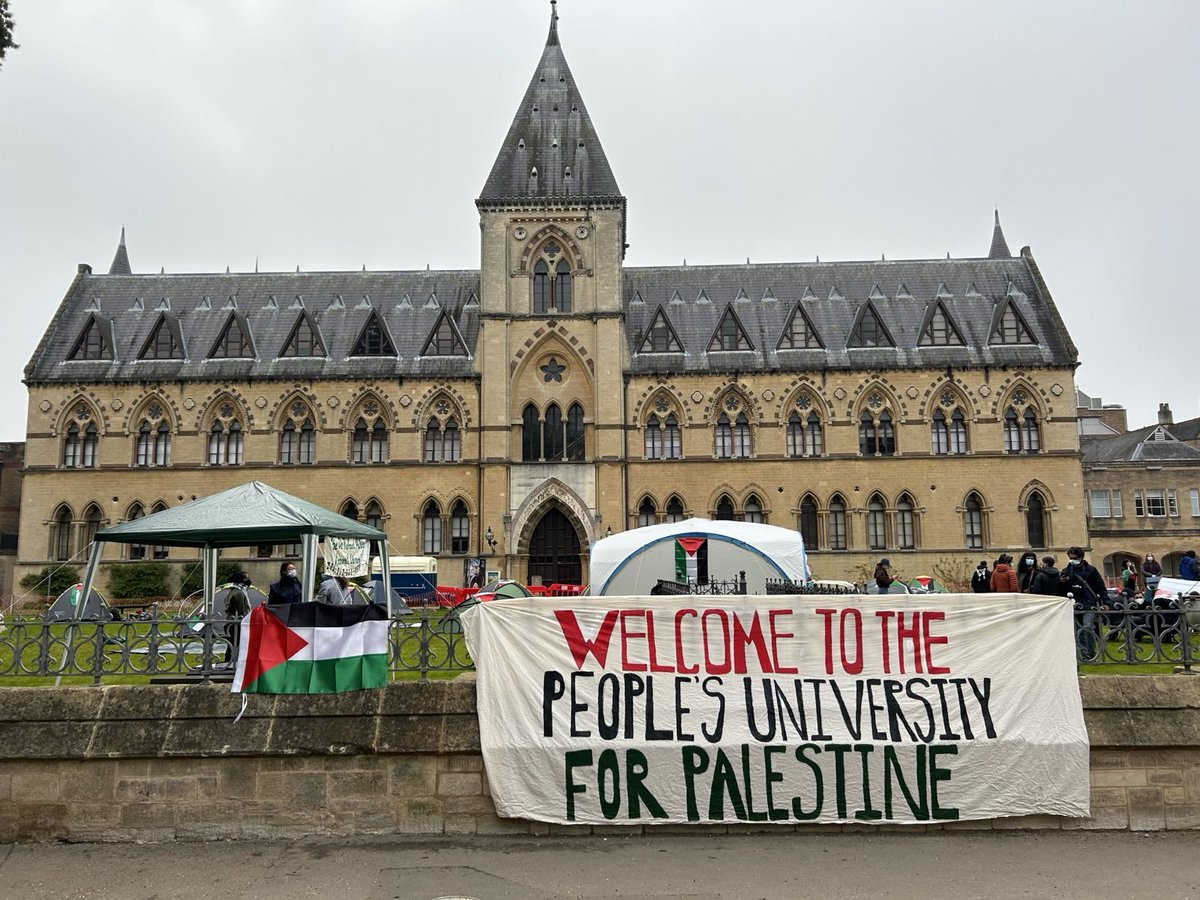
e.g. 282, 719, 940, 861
964, 492, 986, 549
531, 243, 573, 313
543, 403, 564, 460
645, 414, 663, 460
566, 404, 585, 460
715, 495, 735, 521
828, 495, 847, 551
451, 500, 469, 554
423, 500, 442, 555
867, 494, 887, 550
522, 404, 541, 461
744, 494, 764, 524
638, 497, 657, 528
280, 401, 316, 465
1026, 491, 1048, 549
799, 495, 819, 548
896, 493, 916, 550
665, 496, 685, 523
53, 505, 73, 561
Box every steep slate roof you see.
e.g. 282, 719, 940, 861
1082, 421, 1200, 464
478, 2, 621, 204
25, 269, 481, 383
623, 250, 1078, 374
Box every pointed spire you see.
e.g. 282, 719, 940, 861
478, 4, 621, 203
108, 227, 132, 275
547, 0, 559, 46
989, 209, 1012, 259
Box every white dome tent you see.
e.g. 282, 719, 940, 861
589, 518, 809, 596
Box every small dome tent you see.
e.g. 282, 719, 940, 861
590, 518, 809, 596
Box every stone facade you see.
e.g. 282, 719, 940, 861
17, 9, 1087, 594
1, 677, 1197, 841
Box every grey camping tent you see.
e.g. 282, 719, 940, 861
45, 584, 110, 622
74, 481, 393, 619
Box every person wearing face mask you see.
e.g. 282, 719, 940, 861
990, 554, 1019, 592
970, 560, 992, 593
1016, 552, 1039, 593
1140, 552, 1162, 603
1066, 547, 1108, 601
268, 561, 303, 604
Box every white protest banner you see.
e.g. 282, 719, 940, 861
322, 537, 370, 578
461, 594, 1089, 826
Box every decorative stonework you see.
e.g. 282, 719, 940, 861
328, 396, 339, 408
256, 396, 268, 408
110, 399, 123, 412
1051, 383, 1063, 396
691, 391, 703, 403
906, 386, 919, 399
761, 389, 774, 403
979, 385, 991, 397
39, 400, 52, 413
513, 226, 527, 240
183, 398, 195, 410
400, 395, 412, 407
833, 388, 847, 401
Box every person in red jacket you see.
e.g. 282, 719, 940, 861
990, 554, 1020, 592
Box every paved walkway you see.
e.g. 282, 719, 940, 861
1, 832, 1198, 899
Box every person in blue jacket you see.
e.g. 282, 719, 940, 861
1179, 550, 1200, 583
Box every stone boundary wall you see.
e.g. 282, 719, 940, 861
0, 676, 1197, 842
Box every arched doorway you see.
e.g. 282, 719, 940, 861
528, 508, 583, 586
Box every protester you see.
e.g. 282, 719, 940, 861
989, 554, 1019, 592
1141, 553, 1162, 583
1066, 547, 1108, 601
315, 573, 354, 605
223, 570, 253, 663
1029, 556, 1061, 595
1016, 551, 1039, 592
268, 561, 303, 604
1121, 559, 1139, 597
1059, 565, 1100, 661
1179, 550, 1200, 583
873, 558, 894, 592
971, 560, 992, 593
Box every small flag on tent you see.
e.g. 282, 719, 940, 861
675, 538, 708, 584
231, 602, 389, 694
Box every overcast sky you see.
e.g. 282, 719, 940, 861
1, 1, 1197, 442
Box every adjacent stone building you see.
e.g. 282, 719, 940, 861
18, 6, 1088, 592
1082, 403, 1200, 580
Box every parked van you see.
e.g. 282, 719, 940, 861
369, 556, 438, 598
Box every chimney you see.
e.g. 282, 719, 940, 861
1158, 402, 1173, 426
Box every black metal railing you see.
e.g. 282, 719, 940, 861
2, 597, 1196, 683
764, 579, 858, 596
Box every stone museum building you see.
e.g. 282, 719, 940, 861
18, 6, 1087, 591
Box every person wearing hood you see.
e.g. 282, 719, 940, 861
873, 558, 894, 592
268, 561, 303, 604
1179, 551, 1200, 583
970, 560, 992, 593
990, 554, 1019, 592
1029, 556, 1062, 596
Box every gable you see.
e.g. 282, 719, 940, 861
847, 302, 894, 348
351, 311, 397, 357
639, 307, 684, 353
918, 301, 965, 347
422, 311, 468, 357
777, 303, 823, 350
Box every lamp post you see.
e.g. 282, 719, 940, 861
485, 526, 497, 554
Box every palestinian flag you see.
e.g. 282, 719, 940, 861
675, 538, 708, 584
232, 602, 389, 694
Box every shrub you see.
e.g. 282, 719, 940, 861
19, 565, 80, 598
179, 561, 245, 597
105, 562, 171, 600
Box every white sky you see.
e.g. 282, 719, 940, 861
1, 0, 1197, 442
